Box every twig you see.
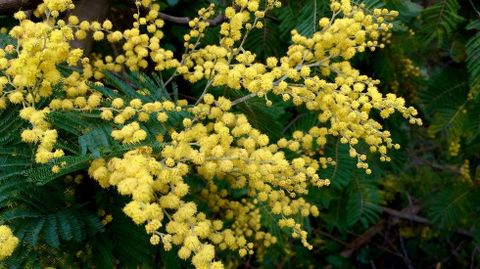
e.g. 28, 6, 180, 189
231, 93, 257, 106
340, 221, 385, 258
380, 206, 473, 237
381, 206, 428, 224
470, 245, 479, 269
159, 12, 225, 26
440, 240, 465, 266
0, 0, 41, 14
336, 204, 473, 263
123, 0, 225, 26
468, 0, 480, 18
315, 230, 348, 246
409, 156, 460, 175
398, 232, 414, 269
195, 79, 213, 105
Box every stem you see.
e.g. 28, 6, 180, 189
195, 79, 213, 105
231, 93, 257, 106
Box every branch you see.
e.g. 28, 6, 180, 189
336, 206, 421, 261
340, 222, 385, 258
380, 206, 473, 237
158, 11, 225, 26
123, 0, 225, 26
0, 0, 41, 14
231, 93, 257, 106
0, 0, 226, 26
380, 206, 428, 224
335, 205, 473, 263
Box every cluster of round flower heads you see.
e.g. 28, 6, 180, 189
19, 107, 64, 163
88, 94, 328, 267
0, 0, 423, 266
171, 0, 422, 174
0, 225, 19, 260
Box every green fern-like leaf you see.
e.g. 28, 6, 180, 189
295, 0, 323, 37
24, 155, 92, 185
466, 32, 480, 95
420, 68, 472, 141
103, 71, 147, 101
1, 182, 105, 267
419, 0, 464, 47
346, 176, 382, 227
289, 112, 319, 133
277, 0, 330, 37
426, 186, 475, 228
244, 18, 285, 59
429, 102, 469, 139
78, 125, 112, 157
234, 94, 289, 141
48, 110, 99, 137
386, 0, 422, 19
324, 142, 356, 188
123, 71, 172, 101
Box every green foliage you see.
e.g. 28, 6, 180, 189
419, 0, 464, 46
235, 94, 290, 141
276, 0, 330, 37
420, 68, 470, 139
346, 175, 381, 227
426, 186, 474, 228
465, 28, 480, 93
244, 18, 285, 59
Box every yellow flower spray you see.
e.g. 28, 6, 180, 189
0, 0, 422, 266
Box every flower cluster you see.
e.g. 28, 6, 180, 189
89, 95, 328, 267
89, 147, 226, 268
400, 58, 421, 78
0, 225, 19, 260
172, 0, 422, 171
19, 107, 64, 163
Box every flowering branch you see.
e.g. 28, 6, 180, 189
158, 11, 225, 26
123, 0, 225, 26
0, 0, 226, 26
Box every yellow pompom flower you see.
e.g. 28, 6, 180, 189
93, 31, 105, 41
0, 225, 19, 260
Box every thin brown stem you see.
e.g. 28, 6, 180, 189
123, 0, 225, 26
0, 0, 41, 14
